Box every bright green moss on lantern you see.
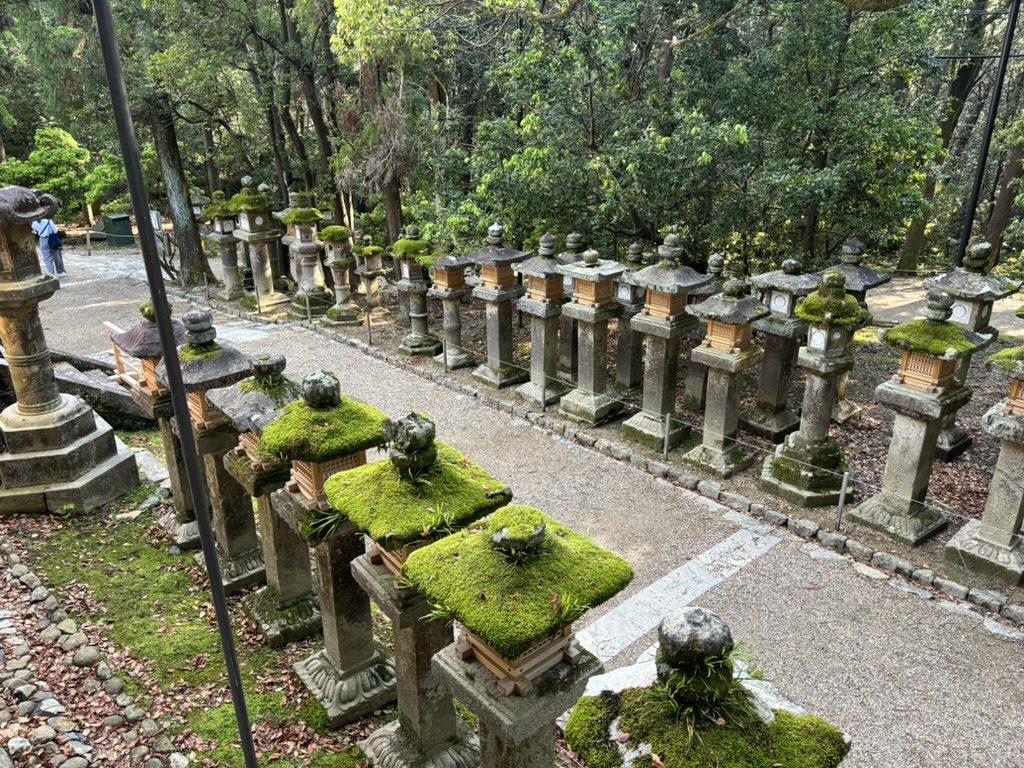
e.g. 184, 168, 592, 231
402, 506, 633, 660
202, 191, 233, 220
280, 207, 324, 226
318, 443, 510, 546
566, 690, 849, 768
258, 396, 387, 463
986, 345, 1024, 374
228, 188, 274, 214
140, 300, 157, 321
795, 292, 870, 328
239, 375, 301, 407
883, 320, 977, 358
319, 226, 352, 243
178, 343, 222, 362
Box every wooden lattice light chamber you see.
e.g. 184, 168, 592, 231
705, 320, 752, 353
645, 290, 687, 319
454, 624, 581, 697
527, 276, 563, 302
481, 264, 517, 290
289, 451, 367, 510
896, 350, 958, 392
186, 391, 226, 431
574, 279, 613, 308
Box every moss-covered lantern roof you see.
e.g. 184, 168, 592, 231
112, 302, 186, 359
986, 345, 1024, 380
201, 191, 234, 221
687, 279, 769, 325
882, 290, 980, 359
206, 354, 302, 434
319, 225, 352, 243
258, 370, 388, 463
321, 416, 511, 548
154, 310, 251, 393
403, 505, 634, 660
228, 187, 274, 214
794, 272, 872, 328
280, 207, 324, 226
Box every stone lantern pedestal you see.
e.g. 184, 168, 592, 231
515, 234, 570, 407
287, 224, 331, 320
470, 224, 530, 389
743, 259, 819, 441
945, 358, 1024, 583
614, 242, 649, 392
682, 254, 725, 411
683, 281, 767, 477
231, 188, 289, 307
0, 186, 138, 513
558, 251, 627, 426
429, 256, 475, 370
321, 234, 363, 326
203, 193, 244, 301
848, 291, 977, 545
358, 245, 387, 316
556, 233, 585, 383
394, 232, 442, 357
621, 236, 711, 448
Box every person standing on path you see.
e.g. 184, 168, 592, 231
31, 217, 67, 278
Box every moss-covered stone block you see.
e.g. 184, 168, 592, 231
883, 319, 977, 358
258, 396, 387, 463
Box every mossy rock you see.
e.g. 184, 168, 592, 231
280, 207, 324, 226
258, 396, 388, 463
566, 689, 849, 768
320, 226, 352, 243
403, 506, 633, 660
318, 443, 510, 547
987, 345, 1024, 375
795, 291, 870, 328
883, 320, 977, 359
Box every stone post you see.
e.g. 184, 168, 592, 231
614, 242, 648, 392
394, 229, 443, 357
682, 254, 725, 411
683, 280, 767, 477
274, 191, 301, 284
742, 259, 820, 441
515, 233, 570, 407
945, 346, 1024, 583
0, 186, 138, 513
203, 192, 244, 300
556, 232, 584, 383
558, 250, 627, 426
924, 242, 1017, 461
848, 291, 977, 544
620, 235, 711, 448
428, 256, 475, 370
761, 272, 870, 507
358, 244, 387, 316
287, 222, 332, 320
155, 310, 266, 593
321, 231, 363, 326
470, 224, 530, 389
209, 355, 320, 646
231, 187, 288, 307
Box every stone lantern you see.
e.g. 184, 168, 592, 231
820, 238, 890, 422
358, 243, 387, 315
319, 226, 363, 326
469, 224, 530, 389
742, 259, 821, 441
324, 413, 511, 766
555, 232, 585, 382
428, 255, 475, 370
207, 355, 320, 646
265, 371, 396, 725
848, 291, 978, 544
393, 228, 443, 357
614, 241, 649, 391
620, 235, 712, 448
683, 280, 767, 477
761, 272, 870, 507
154, 311, 265, 592
924, 241, 1017, 460
682, 253, 726, 410
515, 233, 571, 406
273, 191, 301, 254
404, 505, 631, 768
0, 186, 138, 513
283, 204, 332, 321
202, 192, 243, 301
558, 249, 627, 426
230, 186, 288, 307
945, 346, 1024, 584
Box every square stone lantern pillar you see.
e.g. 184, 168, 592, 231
558, 250, 628, 426
285, 211, 332, 321
319, 413, 511, 767
319, 227, 363, 326
0, 186, 138, 514
470, 224, 530, 389
924, 241, 1017, 461
207, 355, 320, 647
555, 232, 585, 383
262, 371, 396, 726
614, 242, 649, 392
273, 191, 301, 280
761, 272, 871, 507
155, 310, 265, 593
110, 305, 197, 548
742, 259, 821, 441
945, 346, 1024, 584
620, 235, 712, 448
683, 280, 768, 477
428, 255, 475, 370
848, 290, 978, 545
682, 253, 725, 410
202, 192, 244, 301
358, 243, 387, 315
393, 228, 443, 357
515, 233, 571, 407
820, 238, 890, 423
402, 506, 632, 768
230, 187, 289, 308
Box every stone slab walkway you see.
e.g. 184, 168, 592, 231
5, 246, 1024, 767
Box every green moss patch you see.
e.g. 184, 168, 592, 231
228, 189, 274, 214
403, 506, 633, 660
883, 320, 977, 358
795, 291, 870, 327
280, 207, 324, 226
179, 343, 222, 362
319, 225, 352, 243
258, 396, 388, 463
239, 375, 301, 407
987, 345, 1024, 374
567, 689, 849, 768
319, 443, 510, 546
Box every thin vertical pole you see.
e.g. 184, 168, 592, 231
91, 3, 259, 767
662, 412, 671, 461
834, 472, 851, 531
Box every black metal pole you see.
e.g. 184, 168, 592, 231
91, 3, 259, 766
957, 0, 1022, 268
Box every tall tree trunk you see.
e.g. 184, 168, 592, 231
202, 123, 219, 196
280, 89, 316, 191
266, 100, 291, 197
382, 179, 403, 244
359, 58, 403, 242
985, 143, 1024, 267
148, 95, 212, 287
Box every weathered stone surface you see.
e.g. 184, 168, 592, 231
72, 646, 100, 667
845, 539, 874, 562
763, 509, 789, 527
788, 518, 820, 539
27, 724, 56, 744
1001, 603, 1024, 624
871, 552, 916, 577
656, 608, 733, 679
816, 530, 847, 551
933, 578, 969, 600
968, 588, 1007, 613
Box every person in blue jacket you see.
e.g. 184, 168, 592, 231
31, 217, 67, 278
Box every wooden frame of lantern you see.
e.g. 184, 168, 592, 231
573, 278, 614, 308
481, 263, 517, 290
432, 264, 467, 292
454, 623, 581, 697
286, 451, 367, 510
526, 275, 564, 302
1005, 378, 1024, 417
894, 350, 959, 393
235, 432, 285, 474
398, 258, 427, 283
366, 539, 431, 578
705, 319, 753, 354
186, 391, 227, 431
645, 289, 688, 319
